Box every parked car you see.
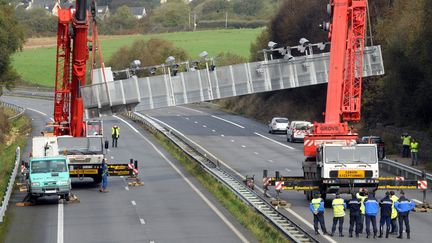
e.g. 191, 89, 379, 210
360, 136, 385, 160
268, 117, 289, 134
286, 121, 312, 142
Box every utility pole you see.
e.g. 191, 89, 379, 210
193, 12, 197, 31
225, 11, 228, 29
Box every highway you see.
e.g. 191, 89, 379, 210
1, 96, 253, 243
143, 104, 432, 243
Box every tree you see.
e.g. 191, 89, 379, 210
149, 0, 189, 30
107, 5, 139, 33
15, 8, 57, 37
107, 38, 188, 72
232, 0, 263, 16
0, 1, 25, 95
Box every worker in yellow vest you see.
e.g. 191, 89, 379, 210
356, 188, 368, 234
111, 125, 120, 148
389, 191, 399, 234
401, 132, 411, 158
330, 192, 346, 237
410, 138, 419, 166
309, 193, 328, 235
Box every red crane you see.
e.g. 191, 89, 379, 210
54, 0, 101, 137
304, 0, 367, 156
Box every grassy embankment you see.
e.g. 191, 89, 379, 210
129, 116, 289, 243
0, 110, 31, 241
12, 28, 262, 87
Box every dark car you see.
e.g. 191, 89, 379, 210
360, 136, 385, 160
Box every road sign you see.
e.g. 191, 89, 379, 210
263, 177, 271, 186
418, 180, 428, 190
275, 181, 283, 191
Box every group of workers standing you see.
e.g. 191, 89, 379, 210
99, 125, 121, 192
401, 133, 419, 166
310, 189, 415, 239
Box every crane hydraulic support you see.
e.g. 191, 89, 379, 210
54, 0, 89, 137
304, 0, 367, 157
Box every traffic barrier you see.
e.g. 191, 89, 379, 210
275, 181, 283, 191
418, 180, 428, 190
0, 101, 26, 121
0, 147, 21, 222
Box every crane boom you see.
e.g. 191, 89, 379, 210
53, 0, 89, 137
304, 0, 367, 156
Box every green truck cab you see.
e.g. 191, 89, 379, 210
28, 156, 71, 202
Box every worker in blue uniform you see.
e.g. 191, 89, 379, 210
364, 193, 379, 238
347, 193, 361, 238
395, 191, 415, 239
309, 193, 328, 235
379, 191, 393, 238
100, 159, 109, 192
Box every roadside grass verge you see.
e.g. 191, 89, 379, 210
0, 114, 31, 242
132, 118, 288, 242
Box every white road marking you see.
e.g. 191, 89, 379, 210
413, 199, 423, 204
254, 132, 295, 150
114, 115, 140, 133
185, 117, 190, 120
177, 106, 204, 113
241, 145, 246, 148
230, 139, 235, 143
211, 115, 245, 129
117, 116, 250, 243
140, 218, 146, 225
176, 114, 180, 116
285, 168, 291, 172
221, 134, 225, 137
254, 152, 259, 155
194, 121, 198, 124
49, 117, 54, 121
267, 160, 274, 163
107, 149, 110, 152
57, 203, 64, 243
131, 200, 136, 206
212, 129, 216, 132
110, 156, 114, 159
125, 186, 129, 191
203, 125, 207, 128
27, 107, 47, 116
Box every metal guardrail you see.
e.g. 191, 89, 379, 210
125, 112, 318, 243
380, 159, 432, 184
0, 101, 26, 121
0, 147, 21, 223
3, 87, 54, 100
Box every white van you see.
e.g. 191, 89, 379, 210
286, 121, 312, 142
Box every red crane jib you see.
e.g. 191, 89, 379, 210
53, 0, 89, 137
304, 0, 367, 157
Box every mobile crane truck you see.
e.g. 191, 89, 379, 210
264, 0, 420, 201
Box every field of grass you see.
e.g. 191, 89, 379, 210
12, 28, 263, 87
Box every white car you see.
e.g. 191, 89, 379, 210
268, 117, 289, 134
286, 121, 312, 142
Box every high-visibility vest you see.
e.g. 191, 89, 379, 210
402, 136, 411, 145
357, 193, 367, 214
311, 198, 322, 211
332, 198, 346, 217
410, 142, 419, 152
391, 195, 399, 219
112, 127, 120, 138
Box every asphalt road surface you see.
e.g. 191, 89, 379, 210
143, 104, 432, 243
1, 96, 254, 243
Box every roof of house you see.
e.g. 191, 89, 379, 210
129, 7, 146, 16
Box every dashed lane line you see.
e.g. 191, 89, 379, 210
116, 115, 250, 243
177, 106, 204, 113
211, 115, 245, 129
254, 132, 295, 150
131, 200, 136, 206
57, 203, 64, 243
27, 107, 47, 116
